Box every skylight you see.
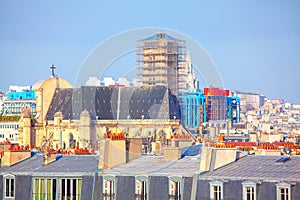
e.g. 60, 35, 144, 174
276, 157, 291, 163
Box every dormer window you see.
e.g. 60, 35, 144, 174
169, 176, 182, 200
135, 179, 147, 200
3, 174, 15, 199
210, 180, 224, 200
242, 181, 257, 200
103, 176, 116, 200
276, 182, 291, 200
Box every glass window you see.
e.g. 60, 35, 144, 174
210, 180, 223, 200
4, 174, 15, 199
103, 178, 115, 200
33, 178, 57, 200
279, 188, 289, 200
242, 181, 257, 200
168, 177, 183, 200
277, 182, 291, 200
169, 180, 181, 200
245, 187, 255, 200
59, 178, 81, 200
213, 185, 222, 200
135, 180, 147, 200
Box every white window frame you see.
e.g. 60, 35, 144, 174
103, 176, 116, 200
242, 181, 257, 200
276, 182, 291, 200
169, 176, 183, 200
210, 180, 224, 200
3, 174, 15, 199
135, 179, 148, 200
59, 178, 82, 200
135, 180, 148, 200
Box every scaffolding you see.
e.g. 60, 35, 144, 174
136, 32, 186, 96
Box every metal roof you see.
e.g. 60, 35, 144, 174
200, 155, 300, 182
0, 153, 100, 175
103, 155, 200, 177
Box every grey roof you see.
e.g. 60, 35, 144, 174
46, 85, 181, 120
103, 156, 200, 177
200, 155, 300, 182
0, 153, 100, 175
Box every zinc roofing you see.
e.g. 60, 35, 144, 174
0, 153, 100, 175
200, 155, 300, 182
103, 155, 200, 176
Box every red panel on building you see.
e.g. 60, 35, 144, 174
204, 88, 209, 96
204, 87, 230, 96
225, 90, 230, 96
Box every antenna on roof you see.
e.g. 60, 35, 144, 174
50, 64, 56, 78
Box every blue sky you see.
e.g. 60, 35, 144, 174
0, 0, 299, 103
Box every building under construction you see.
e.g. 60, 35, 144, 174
136, 32, 189, 96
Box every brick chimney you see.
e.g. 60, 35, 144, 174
200, 147, 237, 172
98, 138, 142, 170
1, 150, 31, 166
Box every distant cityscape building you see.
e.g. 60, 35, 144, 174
85, 77, 100, 86
86, 77, 140, 87
132, 78, 141, 87
136, 32, 197, 96
0, 86, 35, 145
185, 51, 198, 92
0, 121, 19, 144
117, 77, 130, 86
179, 87, 240, 131
232, 90, 265, 112
0, 92, 3, 114
2, 86, 36, 116
102, 77, 115, 86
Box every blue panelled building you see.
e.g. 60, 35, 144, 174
2, 88, 36, 116
178, 88, 240, 131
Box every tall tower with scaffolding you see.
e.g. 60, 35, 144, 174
136, 32, 188, 96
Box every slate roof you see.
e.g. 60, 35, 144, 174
46, 85, 181, 120
200, 155, 300, 182
103, 155, 200, 177
0, 153, 100, 175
